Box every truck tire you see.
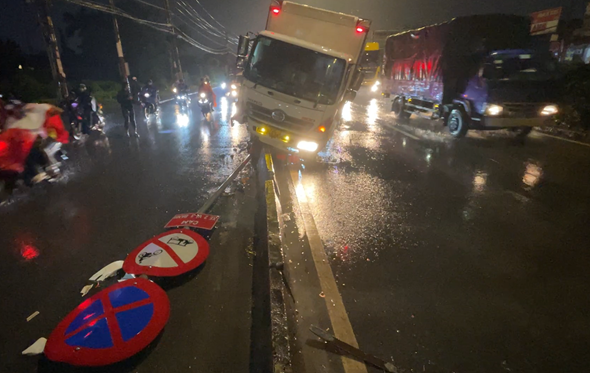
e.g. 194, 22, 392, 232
447, 109, 469, 138
392, 97, 410, 120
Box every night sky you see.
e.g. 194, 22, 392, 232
1, 0, 587, 54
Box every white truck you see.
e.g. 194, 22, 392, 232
235, 1, 370, 155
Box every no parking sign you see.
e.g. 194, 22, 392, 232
45, 278, 169, 366
123, 229, 210, 277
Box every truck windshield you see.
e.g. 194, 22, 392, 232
244, 36, 346, 105
483, 53, 558, 81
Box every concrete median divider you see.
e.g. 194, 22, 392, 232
250, 148, 292, 373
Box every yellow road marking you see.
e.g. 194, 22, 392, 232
289, 168, 368, 373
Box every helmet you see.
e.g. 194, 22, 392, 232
179, 79, 185, 84
147, 79, 153, 85
79, 83, 87, 92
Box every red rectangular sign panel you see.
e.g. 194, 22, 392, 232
165, 213, 220, 230
530, 7, 562, 36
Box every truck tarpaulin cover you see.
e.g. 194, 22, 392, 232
385, 15, 530, 104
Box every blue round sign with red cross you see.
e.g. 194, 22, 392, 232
45, 278, 170, 366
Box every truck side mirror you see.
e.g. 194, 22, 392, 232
236, 35, 250, 70
351, 68, 364, 91
344, 90, 356, 102
237, 35, 250, 58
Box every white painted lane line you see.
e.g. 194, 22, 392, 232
534, 131, 590, 148
381, 122, 420, 140
289, 169, 368, 373
26, 311, 40, 322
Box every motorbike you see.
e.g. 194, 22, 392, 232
198, 92, 213, 118
68, 97, 103, 139
226, 83, 239, 101
141, 92, 158, 119
0, 136, 67, 199
91, 102, 105, 132
175, 91, 191, 108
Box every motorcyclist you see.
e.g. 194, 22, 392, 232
77, 84, 93, 135
175, 79, 189, 95
198, 78, 216, 110
1, 102, 68, 186
141, 79, 159, 108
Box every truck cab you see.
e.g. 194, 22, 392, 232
235, 1, 370, 154
458, 50, 559, 135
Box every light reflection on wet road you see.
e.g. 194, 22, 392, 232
0, 90, 255, 372
291, 88, 590, 372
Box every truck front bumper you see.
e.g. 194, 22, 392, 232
482, 116, 554, 128
246, 118, 325, 154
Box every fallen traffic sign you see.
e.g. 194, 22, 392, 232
123, 229, 210, 277
45, 278, 170, 367
165, 212, 220, 230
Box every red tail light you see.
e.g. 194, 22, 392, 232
270, 6, 281, 15
356, 27, 366, 33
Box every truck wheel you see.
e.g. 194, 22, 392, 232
392, 98, 410, 120
447, 109, 469, 138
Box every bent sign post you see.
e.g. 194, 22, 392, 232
165, 212, 220, 230
123, 229, 210, 277
45, 278, 170, 367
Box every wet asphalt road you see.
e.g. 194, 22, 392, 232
279, 88, 590, 373
0, 89, 257, 372
2, 85, 590, 373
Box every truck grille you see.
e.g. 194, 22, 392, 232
502, 103, 541, 118
247, 102, 314, 131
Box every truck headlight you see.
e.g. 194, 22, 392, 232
485, 104, 503, 116
541, 105, 558, 116
297, 141, 318, 152
371, 81, 381, 92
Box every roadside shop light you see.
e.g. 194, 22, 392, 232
283, 135, 290, 142
541, 105, 558, 116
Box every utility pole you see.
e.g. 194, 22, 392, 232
29, 0, 68, 99
164, 0, 183, 81
109, 0, 130, 81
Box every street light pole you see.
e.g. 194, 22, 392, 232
164, 0, 183, 81
109, 0, 130, 81
30, 0, 68, 100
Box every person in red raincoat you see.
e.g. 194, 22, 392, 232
198, 77, 217, 108
0, 102, 68, 186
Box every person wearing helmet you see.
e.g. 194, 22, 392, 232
77, 83, 93, 135
175, 79, 189, 93
141, 80, 159, 104
198, 78, 216, 110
